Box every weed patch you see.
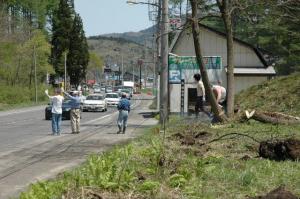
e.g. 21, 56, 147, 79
20, 119, 300, 198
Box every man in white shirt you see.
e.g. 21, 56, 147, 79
45, 88, 64, 135
194, 73, 211, 118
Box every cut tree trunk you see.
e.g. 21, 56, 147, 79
252, 111, 300, 125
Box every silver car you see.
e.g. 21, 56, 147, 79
82, 94, 107, 112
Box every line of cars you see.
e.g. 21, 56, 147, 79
45, 92, 122, 120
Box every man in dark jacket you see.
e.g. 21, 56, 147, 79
117, 93, 131, 134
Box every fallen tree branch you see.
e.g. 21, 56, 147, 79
200, 132, 260, 146
252, 111, 300, 125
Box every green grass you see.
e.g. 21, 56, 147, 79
0, 84, 51, 111
20, 120, 300, 199
236, 73, 300, 116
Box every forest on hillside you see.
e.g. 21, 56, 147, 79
0, 0, 299, 89
0, 0, 90, 89
0, 0, 58, 87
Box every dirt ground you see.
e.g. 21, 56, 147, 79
259, 138, 300, 161
248, 186, 299, 199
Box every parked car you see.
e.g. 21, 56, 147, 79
82, 94, 107, 112
105, 92, 120, 106
45, 99, 73, 120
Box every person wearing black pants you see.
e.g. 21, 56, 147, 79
194, 73, 211, 118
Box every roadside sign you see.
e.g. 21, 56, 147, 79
168, 54, 222, 84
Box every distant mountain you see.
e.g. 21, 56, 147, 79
96, 25, 157, 48
88, 34, 154, 75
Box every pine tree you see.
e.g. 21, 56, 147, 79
50, 0, 74, 77
67, 13, 89, 87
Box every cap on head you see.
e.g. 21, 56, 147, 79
121, 92, 127, 98
71, 91, 79, 96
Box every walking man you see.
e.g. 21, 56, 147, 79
63, 90, 81, 134
45, 88, 64, 135
117, 93, 131, 134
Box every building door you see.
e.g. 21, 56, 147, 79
188, 88, 197, 115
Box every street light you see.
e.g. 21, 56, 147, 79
126, 0, 159, 7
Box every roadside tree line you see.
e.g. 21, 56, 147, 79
0, 0, 96, 89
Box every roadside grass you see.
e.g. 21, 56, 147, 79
20, 119, 300, 199
0, 84, 51, 111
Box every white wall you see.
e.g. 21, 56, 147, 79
173, 28, 264, 68
235, 76, 268, 93
169, 84, 181, 112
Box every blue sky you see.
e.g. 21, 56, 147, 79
74, 0, 154, 36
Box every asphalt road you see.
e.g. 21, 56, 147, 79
0, 95, 157, 198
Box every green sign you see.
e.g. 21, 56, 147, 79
169, 55, 221, 70
169, 54, 222, 83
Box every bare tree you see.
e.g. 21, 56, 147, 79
216, 0, 236, 118
189, 0, 227, 123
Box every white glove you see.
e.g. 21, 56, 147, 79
45, 89, 48, 95
61, 87, 64, 93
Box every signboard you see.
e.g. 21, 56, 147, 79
168, 54, 222, 84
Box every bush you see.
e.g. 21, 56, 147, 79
0, 84, 50, 108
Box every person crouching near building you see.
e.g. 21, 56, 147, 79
63, 90, 81, 134
212, 81, 227, 112
45, 88, 64, 135
117, 93, 131, 134
193, 73, 211, 118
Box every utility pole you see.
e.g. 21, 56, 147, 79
138, 59, 143, 91
121, 52, 124, 85
33, 45, 37, 103
155, 0, 162, 113
160, 0, 169, 124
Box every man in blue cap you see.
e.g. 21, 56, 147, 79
117, 92, 131, 134
63, 90, 81, 134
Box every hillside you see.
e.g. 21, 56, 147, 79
88, 36, 154, 74
99, 25, 156, 48
236, 73, 300, 116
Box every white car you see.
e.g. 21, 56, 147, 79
105, 93, 120, 106
82, 94, 107, 112
93, 86, 101, 93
